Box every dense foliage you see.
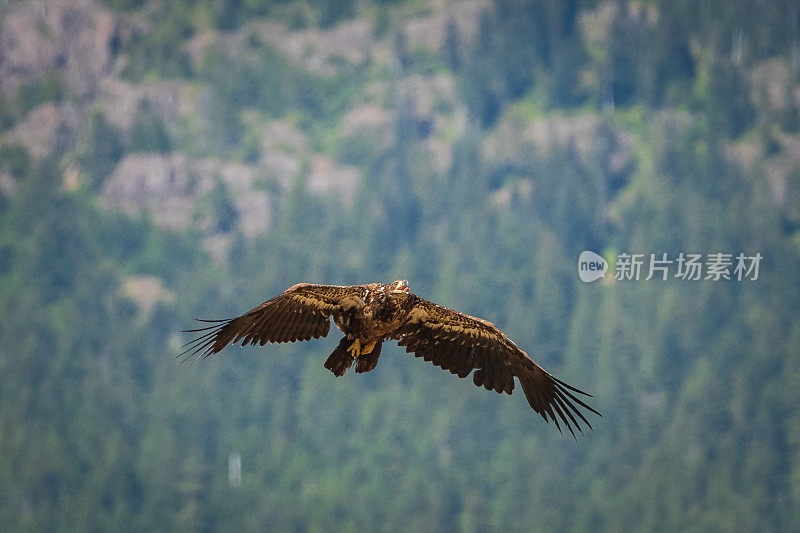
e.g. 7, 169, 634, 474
1, 0, 799, 530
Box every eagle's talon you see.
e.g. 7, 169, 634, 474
361, 340, 376, 355
346, 338, 361, 357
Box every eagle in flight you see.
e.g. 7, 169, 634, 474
182, 280, 600, 436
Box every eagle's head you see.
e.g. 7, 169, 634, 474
389, 279, 410, 294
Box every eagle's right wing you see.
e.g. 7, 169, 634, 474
179, 283, 366, 363
396, 295, 600, 437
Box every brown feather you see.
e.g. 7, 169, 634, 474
179, 283, 365, 363
397, 294, 599, 433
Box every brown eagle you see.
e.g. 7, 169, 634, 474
182, 280, 600, 436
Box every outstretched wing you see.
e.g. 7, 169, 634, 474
180, 283, 366, 363
396, 295, 600, 437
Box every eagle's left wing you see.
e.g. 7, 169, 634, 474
179, 283, 366, 363
396, 295, 600, 436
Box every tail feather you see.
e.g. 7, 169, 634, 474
324, 337, 355, 377
355, 341, 382, 373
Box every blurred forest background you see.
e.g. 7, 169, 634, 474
1, 0, 800, 530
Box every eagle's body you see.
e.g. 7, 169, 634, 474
334, 282, 410, 344
182, 280, 600, 436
